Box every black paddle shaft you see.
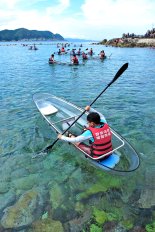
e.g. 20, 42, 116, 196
44, 63, 128, 152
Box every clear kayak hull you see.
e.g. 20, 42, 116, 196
33, 93, 140, 173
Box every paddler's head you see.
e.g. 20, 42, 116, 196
87, 112, 101, 127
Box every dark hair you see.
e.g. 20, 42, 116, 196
87, 112, 100, 124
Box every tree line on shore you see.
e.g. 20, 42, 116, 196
122, 27, 155, 39
100, 27, 155, 47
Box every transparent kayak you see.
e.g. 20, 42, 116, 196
33, 93, 140, 173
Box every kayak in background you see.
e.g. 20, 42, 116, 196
48, 60, 84, 66
33, 93, 140, 174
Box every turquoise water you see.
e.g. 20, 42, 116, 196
0, 42, 155, 231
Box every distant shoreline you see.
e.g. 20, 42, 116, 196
99, 38, 155, 48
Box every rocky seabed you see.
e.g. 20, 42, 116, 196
0, 138, 155, 232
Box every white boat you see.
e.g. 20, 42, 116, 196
33, 93, 140, 173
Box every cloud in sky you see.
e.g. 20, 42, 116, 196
0, 0, 155, 40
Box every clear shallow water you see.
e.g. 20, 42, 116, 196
0, 42, 155, 231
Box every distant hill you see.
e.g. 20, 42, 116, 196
0, 28, 64, 41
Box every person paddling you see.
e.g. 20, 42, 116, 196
58, 106, 113, 159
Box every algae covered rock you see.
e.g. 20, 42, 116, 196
93, 208, 107, 225
49, 183, 65, 210
1, 188, 45, 229
90, 224, 102, 232
32, 218, 64, 232
122, 219, 133, 230
76, 175, 122, 201
12, 174, 39, 191
75, 202, 85, 213
145, 221, 155, 232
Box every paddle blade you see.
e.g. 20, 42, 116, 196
32, 150, 48, 158
109, 63, 128, 86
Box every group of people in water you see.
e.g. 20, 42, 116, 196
29, 44, 38, 50
49, 47, 106, 65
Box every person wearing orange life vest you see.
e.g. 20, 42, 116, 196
61, 47, 65, 52
58, 106, 113, 159
71, 54, 79, 64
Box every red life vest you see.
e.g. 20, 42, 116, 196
88, 123, 113, 158
72, 57, 79, 64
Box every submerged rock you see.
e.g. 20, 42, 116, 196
31, 218, 64, 232
0, 190, 16, 212
66, 210, 91, 232
49, 183, 64, 210
93, 208, 107, 225
138, 167, 155, 208
138, 189, 155, 208
1, 188, 46, 229
0, 181, 10, 193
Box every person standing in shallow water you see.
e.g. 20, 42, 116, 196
49, 54, 56, 64
58, 106, 113, 159
71, 54, 79, 64
82, 52, 88, 60
99, 50, 105, 59
89, 48, 93, 55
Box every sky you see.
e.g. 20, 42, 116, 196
0, 0, 155, 40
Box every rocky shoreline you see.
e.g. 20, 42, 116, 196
99, 38, 155, 48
